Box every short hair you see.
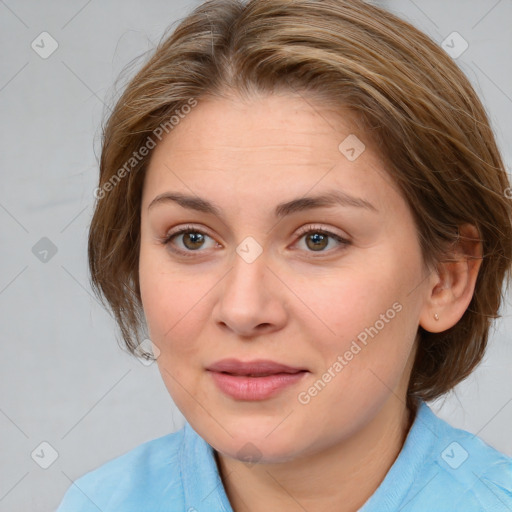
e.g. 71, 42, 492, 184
88, 0, 512, 411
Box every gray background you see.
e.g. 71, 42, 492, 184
0, 1, 511, 511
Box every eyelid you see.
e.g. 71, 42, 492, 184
164, 223, 216, 241
163, 223, 349, 242
294, 223, 349, 241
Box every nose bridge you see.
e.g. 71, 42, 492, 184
225, 237, 269, 306
214, 237, 286, 335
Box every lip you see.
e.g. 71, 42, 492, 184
207, 358, 306, 375
206, 358, 308, 401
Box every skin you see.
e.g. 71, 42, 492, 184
138, 92, 482, 511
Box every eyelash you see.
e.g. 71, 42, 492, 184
159, 224, 350, 259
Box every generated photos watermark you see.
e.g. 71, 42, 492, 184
93, 97, 198, 200
297, 301, 403, 405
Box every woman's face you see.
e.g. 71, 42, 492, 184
139, 92, 431, 462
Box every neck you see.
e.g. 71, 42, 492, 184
215, 397, 416, 512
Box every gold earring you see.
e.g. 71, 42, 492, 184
434, 313, 440, 321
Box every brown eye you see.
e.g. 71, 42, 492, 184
305, 232, 329, 251
162, 225, 218, 257
294, 225, 351, 256
181, 232, 206, 250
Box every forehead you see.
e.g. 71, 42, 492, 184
150, 93, 360, 159
142, 93, 398, 214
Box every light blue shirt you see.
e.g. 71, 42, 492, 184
56, 400, 512, 511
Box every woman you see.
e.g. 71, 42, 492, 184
57, 0, 512, 510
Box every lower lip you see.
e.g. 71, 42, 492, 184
208, 370, 308, 400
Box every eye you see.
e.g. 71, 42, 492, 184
160, 223, 351, 258
161, 225, 219, 257
293, 224, 350, 254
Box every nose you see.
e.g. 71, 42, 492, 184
212, 246, 288, 338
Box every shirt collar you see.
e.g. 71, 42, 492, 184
359, 399, 439, 511
181, 421, 234, 512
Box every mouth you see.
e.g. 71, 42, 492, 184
206, 359, 309, 400
206, 358, 308, 376
225, 372, 301, 377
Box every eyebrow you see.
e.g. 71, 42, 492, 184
147, 190, 378, 218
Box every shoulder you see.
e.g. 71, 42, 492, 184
405, 402, 512, 511
56, 427, 186, 512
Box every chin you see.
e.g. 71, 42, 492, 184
198, 415, 308, 464
214, 435, 303, 465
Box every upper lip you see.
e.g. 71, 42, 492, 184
206, 358, 307, 376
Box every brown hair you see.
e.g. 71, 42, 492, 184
88, 0, 512, 411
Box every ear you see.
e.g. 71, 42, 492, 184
419, 224, 483, 333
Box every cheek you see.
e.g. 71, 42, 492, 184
139, 247, 216, 360
292, 265, 409, 352
139, 256, 211, 413
291, 256, 421, 405
141, 274, 203, 348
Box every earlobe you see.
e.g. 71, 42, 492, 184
419, 224, 483, 333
